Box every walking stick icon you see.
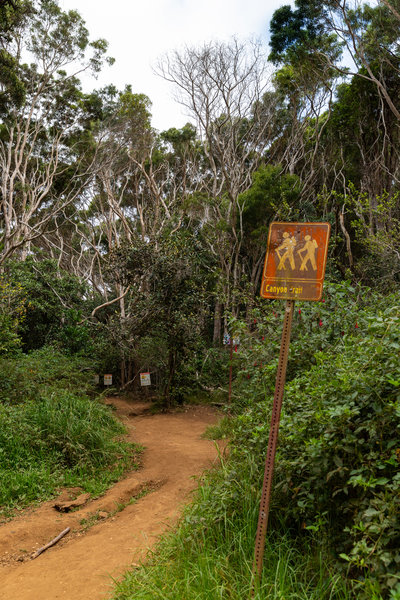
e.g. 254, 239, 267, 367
275, 232, 297, 271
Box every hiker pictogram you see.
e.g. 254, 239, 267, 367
275, 231, 318, 273
297, 235, 318, 271
276, 232, 297, 270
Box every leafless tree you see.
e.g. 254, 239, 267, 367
157, 37, 277, 341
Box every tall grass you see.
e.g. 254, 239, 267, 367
0, 392, 139, 513
0, 348, 140, 516
113, 459, 353, 600
0, 346, 97, 404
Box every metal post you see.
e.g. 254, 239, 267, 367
251, 299, 295, 589
228, 337, 233, 407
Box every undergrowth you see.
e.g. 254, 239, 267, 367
0, 346, 97, 403
113, 458, 353, 600
113, 282, 398, 599
0, 347, 140, 517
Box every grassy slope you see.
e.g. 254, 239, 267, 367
0, 347, 140, 517
113, 459, 352, 600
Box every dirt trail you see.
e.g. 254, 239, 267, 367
0, 398, 221, 600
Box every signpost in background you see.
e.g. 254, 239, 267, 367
140, 372, 151, 387
252, 222, 330, 591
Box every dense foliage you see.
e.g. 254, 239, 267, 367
0, 1, 399, 598
114, 285, 400, 599
0, 347, 139, 515
229, 287, 400, 597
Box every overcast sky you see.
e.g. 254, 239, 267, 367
57, 0, 293, 132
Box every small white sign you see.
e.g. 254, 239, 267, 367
104, 374, 112, 386
94, 374, 100, 385
223, 333, 240, 346
140, 372, 151, 386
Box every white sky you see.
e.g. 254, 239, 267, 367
57, 0, 293, 132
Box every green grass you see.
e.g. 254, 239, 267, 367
0, 347, 141, 518
112, 437, 387, 600
112, 463, 354, 600
0, 392, 141, 516
0, 346, 97, 404
202, 415, 234, 440
114, 530, 351, 600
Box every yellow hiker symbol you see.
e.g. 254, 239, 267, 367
275, 231, 318, 272
276, 232, 297, 270
297, 235, 318, 271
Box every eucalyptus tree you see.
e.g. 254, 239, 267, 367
269, 0, 400, 188
0, 0, 31, 114
269, 0, 343, 196
270, 0, 400, 121
157, 38, 278, 342
326, 0, 400, 204
324, 0, 400, 122
68, 88, 177, 290
0, 0, 111, 264
59, 86, 208, 385
269, 0, 400, 277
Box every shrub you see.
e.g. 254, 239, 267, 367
0, 346, 96, 404
0, 348, 139, 513
227, 299, 400, 597
0, 275, 27, 355
226, 281, 388, 410
4, 258, 92, 353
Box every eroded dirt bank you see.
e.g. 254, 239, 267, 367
0, 398, 221, 600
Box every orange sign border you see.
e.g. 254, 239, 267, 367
260, 222, 331, 301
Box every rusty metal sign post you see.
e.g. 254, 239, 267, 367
251, 222, 330, 594
228, 336, 233, 407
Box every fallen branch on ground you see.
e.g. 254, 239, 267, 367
31, 527, 70, 559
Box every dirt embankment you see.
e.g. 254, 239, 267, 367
0, 398, 222, 600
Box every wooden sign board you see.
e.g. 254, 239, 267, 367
260, 222, 330, 301
104, 374, 112, 386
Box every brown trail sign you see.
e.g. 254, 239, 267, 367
260, 222, 330, 302
251, 222, 330, 594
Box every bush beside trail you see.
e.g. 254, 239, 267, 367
230, 302, 400, 597
0, 347, 140, 516
113, 283, 400, 600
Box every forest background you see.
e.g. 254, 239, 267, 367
0, 0, 399, 598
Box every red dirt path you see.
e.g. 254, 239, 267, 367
0, 398, 221, 600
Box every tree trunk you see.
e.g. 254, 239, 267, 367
120, 359, 126, 388
213, 301, 223, 346
165, 348, 176, 408
339, 209, 354, 271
